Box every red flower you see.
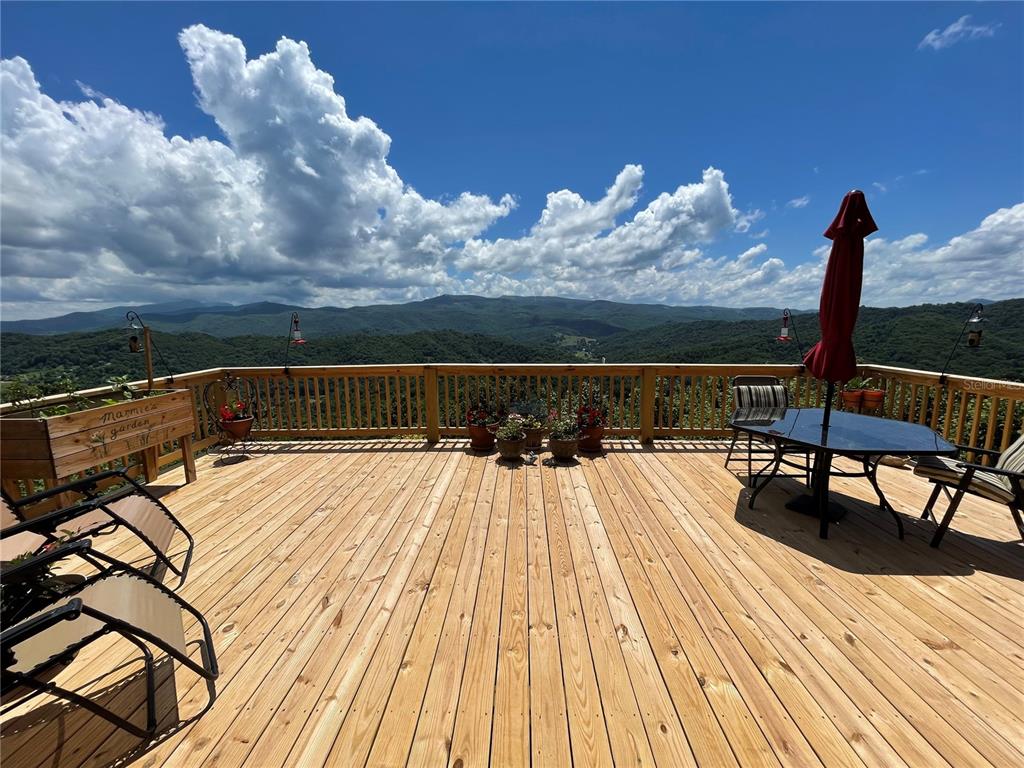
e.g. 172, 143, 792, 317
576, 404, 606, 429
220, 404, 235, 420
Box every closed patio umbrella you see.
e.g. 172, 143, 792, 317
803, 189, 877, 430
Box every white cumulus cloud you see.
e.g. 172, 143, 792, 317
786, 195, 810, 209
0, 26, 1021, 320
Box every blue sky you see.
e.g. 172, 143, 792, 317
1, 2, 1021, 318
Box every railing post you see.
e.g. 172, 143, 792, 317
640, 366, 655, 444
424, 366, 440, 444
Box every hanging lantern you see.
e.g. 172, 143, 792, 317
777, 309, 793, 342
966, 307, 984, 348
126, 314, 144, 353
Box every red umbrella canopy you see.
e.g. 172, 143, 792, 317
802, 190, 878, 383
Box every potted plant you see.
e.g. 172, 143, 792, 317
859, 378, 885, 414
466, 404, 499, 452
840, 386, 864, 413
511, 399, 548, 449
220, 398, 254, 441
576, 404, 607, 453
547, 413, 580, 462
495, 414, 528, 461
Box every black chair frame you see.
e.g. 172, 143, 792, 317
1, 541, 217, 738
3, 469, 194, 588
919, 443, 1024, 548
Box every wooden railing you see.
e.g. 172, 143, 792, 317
219, 363, 833, 442
858, 364, 1024, 462
3, 363, 1021, 492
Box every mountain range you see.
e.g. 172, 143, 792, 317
0, 295, 790, 341
2, 296, 1020, 391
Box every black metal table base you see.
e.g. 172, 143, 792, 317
784, 493, 848, 522
748, 442, 904, 539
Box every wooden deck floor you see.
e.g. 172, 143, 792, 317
2, 440, 1022, 768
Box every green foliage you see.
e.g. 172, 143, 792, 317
0, 329, 568, 391
596, 299, 1024, 381
496, 415, 528, 441
1, 299, 1020, 397
548, 413, 580, 440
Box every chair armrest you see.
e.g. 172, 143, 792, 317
955, 462, 1024, 480
0, 499, 103, 540
1, 540, 93, 580
8, 469, 128, 508
1, 599, 83, 646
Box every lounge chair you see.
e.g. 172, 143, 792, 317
2, 502, 155, 597
2, 469, 193, 588
914, 434, 1024, 547
725, 376, 811, 484
1, 540, 217, 737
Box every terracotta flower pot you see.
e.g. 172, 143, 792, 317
497, 437, 526, 461
221, 416, 254, 441
468, 423, 497, 451
548, 437, 578, 462
861, 389, 885, 414
524, 427, 545, 450
578, 425, 605, 454
840, 390, 863, 412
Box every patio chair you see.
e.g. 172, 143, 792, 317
914, 434, 1024, 547
2, 502, 156, 593
1, 469, 194, 588
725, 376, 811, 484
1, 540, 218, 737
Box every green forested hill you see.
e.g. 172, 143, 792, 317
2, 298, 1020, 396
595, 299, 1024, 381
0, 329, 567, 391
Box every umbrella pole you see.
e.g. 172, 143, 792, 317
822, 381, 835, 432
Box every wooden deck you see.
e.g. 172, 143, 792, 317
3, 440, 1022, 768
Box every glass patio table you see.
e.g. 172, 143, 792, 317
731, 407, 957, 539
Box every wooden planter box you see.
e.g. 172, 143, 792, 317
1, 389, 198, 486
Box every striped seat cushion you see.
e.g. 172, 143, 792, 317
913, 456, 1017, 504
735, 384, 789, 409
996, 435, 1024, 479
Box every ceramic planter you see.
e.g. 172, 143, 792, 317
497, 437, 526, 461
548, 437, 578, 462
468, 423, 497, 451
841, 390, 863, 412
861, 389, 885, 413
578, 425, 605, 453
524, 427, 545, 450
221, 416, 255, 441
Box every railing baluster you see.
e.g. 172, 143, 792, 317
424, 367, 439, 442
968, 393, 984, 454
719, 376, 728, 431
312, 377, 323, 430
1000, 399, 1018, 453
982, 397, 1000, 465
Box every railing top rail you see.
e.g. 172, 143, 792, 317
858, 363, 1024, 394
5, 361, 1019, 415
218, 362, 809, 374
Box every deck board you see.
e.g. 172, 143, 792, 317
2, 440, 1022, 768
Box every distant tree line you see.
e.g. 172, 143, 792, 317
1, 298, 1020, 400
